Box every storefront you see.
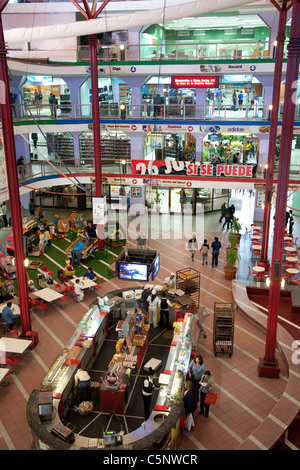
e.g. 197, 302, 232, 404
22, 76, 70, 113
79, 130, 131, 163
202, 132, 259, 165
144, 132, 195, 162
80, 77, 131, 117
145, 186, 229, 214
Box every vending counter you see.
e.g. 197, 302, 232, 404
26, 288, 197, 450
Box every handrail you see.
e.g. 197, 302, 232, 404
12, 102, 300, 122
76, 40, 287, 62
16, 161, 300, 186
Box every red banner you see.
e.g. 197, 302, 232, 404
131, 160, 253, 178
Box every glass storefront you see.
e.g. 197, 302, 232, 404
202, 133, 259, 165
144, 132, 195, 162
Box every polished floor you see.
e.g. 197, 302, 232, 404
0, 192, 299, 452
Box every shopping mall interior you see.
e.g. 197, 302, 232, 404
0, 0, 300, 456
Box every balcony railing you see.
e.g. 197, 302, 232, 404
13, 102, 300, 122
77, 40, 283, 62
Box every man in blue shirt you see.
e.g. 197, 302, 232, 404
83, 267, 97, 282
1, 302, 20, 331
211, 237, 222, 268
72, 240, 84, 268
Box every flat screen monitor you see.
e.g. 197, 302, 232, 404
152, 253, 160, 280
119, 262, 148, 281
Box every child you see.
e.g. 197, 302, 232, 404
200, 239, 210, 265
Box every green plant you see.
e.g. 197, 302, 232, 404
231, 217, 242, 234
156, 192, 162, 204
227, 229, 238, 249
225, 246, 241, 268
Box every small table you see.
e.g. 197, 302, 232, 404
286, 268, 299, 275
284, 236, 293, 241
0, 337, 32, 355
252, 235, 261, 240
252, 226, 261, 231
70, 277, 96, 289
286, 256, 298, 263
0, 367, 10, 386
253, 266, 265, 273
0, 303, 20, 315
252, 245, 261, 251
284, 246, 295, 253
33, 288, 64, 303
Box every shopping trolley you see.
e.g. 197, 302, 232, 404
196, 306, 210, 339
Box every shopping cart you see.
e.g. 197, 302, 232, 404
196, 306, 210, 339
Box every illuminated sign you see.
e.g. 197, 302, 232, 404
171, 76, 219, 88
27, 76, 53, 83
223, 75, 253, 83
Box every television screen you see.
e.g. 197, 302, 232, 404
152, 254, 160, 280
119, 262, 148, 281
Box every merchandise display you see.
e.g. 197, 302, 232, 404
213, 302, 235, 357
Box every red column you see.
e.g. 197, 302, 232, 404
258, 0, 300, 378
260, 0, 289, 268
89, 34, 104, 250
0, 14, 31, 335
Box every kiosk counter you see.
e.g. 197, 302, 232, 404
26, 288, 199, 450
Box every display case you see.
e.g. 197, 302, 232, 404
79, 131, 130, 162
213, 302, 235, 357
40, 305, 107, 409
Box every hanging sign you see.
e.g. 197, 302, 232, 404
93, 196, 107, 224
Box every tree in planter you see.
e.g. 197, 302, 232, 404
227, 229, 238, 251
224, 246, 241, 280
231, 216, 242, 243
155, 192, 162, 211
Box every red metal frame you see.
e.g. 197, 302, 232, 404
0, 1, 31, 335
259, 0, 300, 378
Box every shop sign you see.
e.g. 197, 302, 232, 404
171, 76, 219, 88
131, 160, 253, 178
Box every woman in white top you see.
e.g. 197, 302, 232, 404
147, 289, 160, 328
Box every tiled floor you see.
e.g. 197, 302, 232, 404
0, 192, 298, 451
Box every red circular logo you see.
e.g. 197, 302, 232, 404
132, 179, 137, 184
188, 126, 193, 132
131, 125, 137, 131
187, 181, 192, 187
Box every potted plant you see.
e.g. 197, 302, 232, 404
224, 246, 241, 280
231, 216, 242, 244
155, 192, 162, 212
227, 229, 238, 252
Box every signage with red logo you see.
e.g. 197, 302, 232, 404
131, 160, 253, 178
171, 76, 219, 88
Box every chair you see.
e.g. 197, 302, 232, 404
69, 286, 80, 303
247, 266, 256, 279
55, 283, 64, 293
0, 319, 10, 334
9, 330, 19, 338
59, 295, 68, 307
93, 284, 102, 295
25, 331, 35, 350
4, 357, 18, 374
36, 300, 48, 316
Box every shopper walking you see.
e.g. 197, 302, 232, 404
238, 90, 244, 108
1, 202, 7, 227
187, 234, 198, 262
211, 237, 221, 267
28, 199, 35, 219
289, 210, 295, 236
200, 239, 210, 265
188, 354, 206, 396
199, 370, 215, 417
232, 90, 237, 110
147, 289, 160, 328
159, 291, 172, 329
219, 202, 227, 223
183, 380, 197, 431
142, 368, 159, 421
222, 208, 231, 230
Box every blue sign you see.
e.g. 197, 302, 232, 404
131, 66, 136, 73
223, 74, 253, 83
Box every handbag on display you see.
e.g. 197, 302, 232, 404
204, 390, 217, 405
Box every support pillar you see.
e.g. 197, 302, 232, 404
0, 6, 31, 335
258, 0, 300, 378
